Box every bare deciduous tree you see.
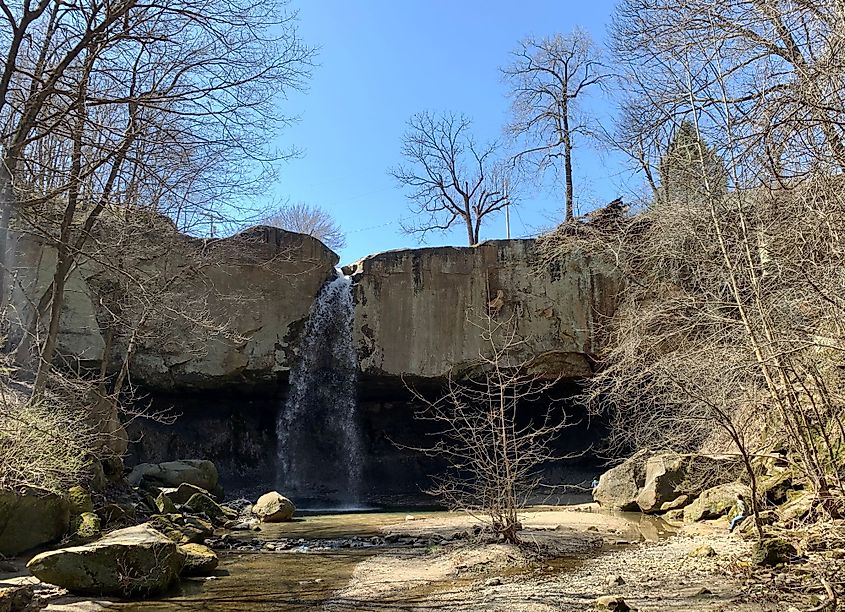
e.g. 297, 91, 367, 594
264, 202, 346, 250
0, 0, 314, 397
611, 0, 845, 186
391, 112, 511, 246
529, 3, 845, 549
406, 312, 573, 543
503, 30, 607, 221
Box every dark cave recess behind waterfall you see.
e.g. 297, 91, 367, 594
126, 379, 606, 507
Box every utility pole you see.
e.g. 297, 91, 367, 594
505, 203, 511, 239
504, 178, 511, 239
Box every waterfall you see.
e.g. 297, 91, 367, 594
276, 272, 364, 507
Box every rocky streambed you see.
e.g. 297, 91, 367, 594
2, 508, 680, 611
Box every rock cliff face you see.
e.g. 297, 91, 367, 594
12, 233, 621, 389
13, 229, 622, 500
347, 240, 622, 386
11, 226, 338, 389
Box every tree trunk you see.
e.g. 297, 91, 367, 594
0, 169, 13, 317
561, 97, 574, 221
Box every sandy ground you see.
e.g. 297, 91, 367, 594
325, 507, 826, 612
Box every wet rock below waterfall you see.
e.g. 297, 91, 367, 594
127, 460, 220, 496
252, 492, 296, 522
26, 524, 185, 597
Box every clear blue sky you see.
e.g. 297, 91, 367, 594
269, 0, 634, 265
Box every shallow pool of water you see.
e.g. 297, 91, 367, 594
107, 549, 372, 611
98, 508, 674, 610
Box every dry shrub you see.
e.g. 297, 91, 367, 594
0, 383, 97, 493
538, 174, 845, 530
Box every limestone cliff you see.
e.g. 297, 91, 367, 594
346, 240, 622, 384
11, 231, 621, 390
10, 226, 338, 390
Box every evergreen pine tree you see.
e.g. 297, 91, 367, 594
658, 120, 727, 204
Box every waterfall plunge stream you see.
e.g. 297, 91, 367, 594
276, 273, 364, 508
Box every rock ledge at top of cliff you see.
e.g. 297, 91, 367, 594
12, 230, 622, 391
346, 239, 623, 386
11, 225, 338, 391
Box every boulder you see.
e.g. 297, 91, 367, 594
148, 514, 213, 544
759, 470, 795, 505
594, 595, 630, 611
67, 486, 93, 515
659, 495, 691, 512
636, 453, 740, 513
26, 524, 185, 597
178, 543, 219, 576
663, 508, 685, 522
96, 503, 136, 526
252, 492, 295, 522
752, 538, 797, 566
636, 453, 688, 513
0, 488, 70, 556
100, 455, 125, 483
683, 483, 751, 523
127, 460, 219, 493
593, 450, 650, 511
0, 584, 33, 611
688, 544, 716, 558
80, 460, 107, 493
71, 512, 101, 539
165, 483, 210, 506
777, 491, 814, 524
155, 492, 178, 514
183, 493, 236, 523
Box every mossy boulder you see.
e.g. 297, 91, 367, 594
183, 493, 235, 523
26, 524, 186, 597
752, 538, 797, 566
683, 482, 751, 522
67, 486, 93, 516
178, 543, 219, 576
0, 488, 70, 556
252, 492, 296, 522
71, 512, 101, 539
148, 514, 213, 544
155, 492, 178, 514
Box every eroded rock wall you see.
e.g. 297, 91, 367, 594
10, 226, 338, 390
346, 239, 623, 385
13, 230, 622, 501
12, 234, 621, 389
